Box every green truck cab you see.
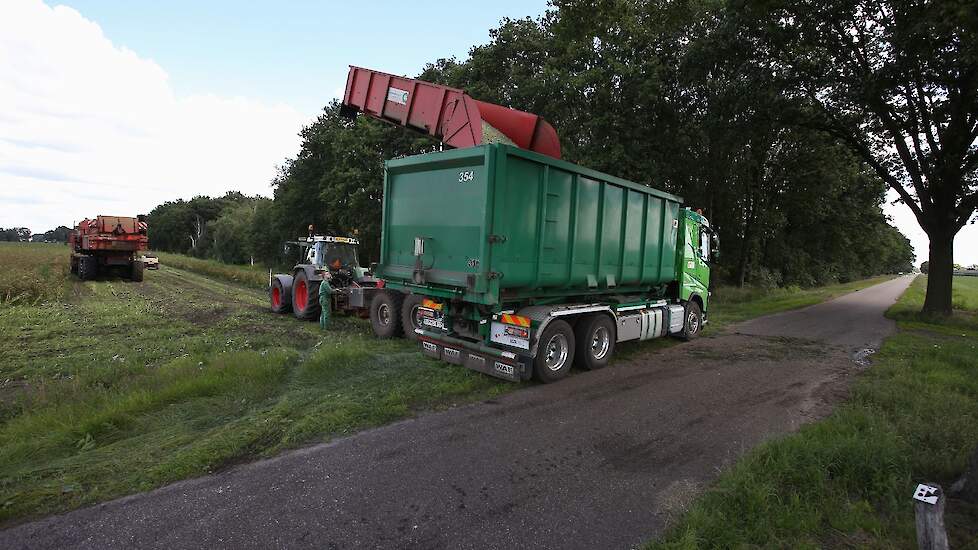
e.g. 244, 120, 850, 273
369, 143, 717, 383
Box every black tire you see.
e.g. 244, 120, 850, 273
70, 257, 78, 274
400, 294, 425, 341
533, 319, 575, 383
680, 301, 703, 340
574, 314, 616, 370
130, 260, 144, 282
78, 256, 97, 281
370, 291, 404, 338
270, 276, 292, 314
291, 270, 321, 321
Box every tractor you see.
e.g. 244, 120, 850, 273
269, 233, 389, 320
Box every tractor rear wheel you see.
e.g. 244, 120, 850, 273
78, 256, 97, 281
130, 260, 145, 282
370, 291, 404, 338
400, 294, 425, 341
291, 270, 321, 321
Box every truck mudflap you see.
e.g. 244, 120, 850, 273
416, 329, 532, 383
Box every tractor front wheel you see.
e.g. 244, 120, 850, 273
270, 276, 292, 314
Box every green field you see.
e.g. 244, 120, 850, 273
0, 243, 906, 525
651, 276, 978, 549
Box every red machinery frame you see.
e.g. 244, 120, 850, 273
342, 66, 561, 159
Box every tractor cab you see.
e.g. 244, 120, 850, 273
303, 236, 361, 271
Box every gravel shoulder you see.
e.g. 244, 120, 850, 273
0, 276, 915, 550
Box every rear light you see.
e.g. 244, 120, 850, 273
376, 279, 385, 288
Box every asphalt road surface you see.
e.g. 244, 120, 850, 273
1, 275, 915, 550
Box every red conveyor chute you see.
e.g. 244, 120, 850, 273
342, 66, 561, 159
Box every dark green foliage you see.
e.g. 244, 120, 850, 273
0, 228, 31, 242
146, 192, 270, 265
143, 0, 919, 287
267, 104, 437, 265
29, 226, 70, 243
733, 0, 978, 313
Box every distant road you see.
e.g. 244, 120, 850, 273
1, 275, 914, 550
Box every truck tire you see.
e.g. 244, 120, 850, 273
370, 291, 404, 338
574, 314, 616, 370
130, 260, 145, 282
78, 256, 97, 281
401, 294, 425, 341
533, 319, 575, 383
680, 301, 702, 340
270, 275, 292, 314
291, 270, 321, 321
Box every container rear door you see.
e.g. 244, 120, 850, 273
382, 149, 491, 292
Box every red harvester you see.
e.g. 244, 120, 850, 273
69, 216, 149, 282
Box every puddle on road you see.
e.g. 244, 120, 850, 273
852, 348, 877, 366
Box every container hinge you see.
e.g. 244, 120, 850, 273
487, 271, 503, 280
487, 234, 507, 244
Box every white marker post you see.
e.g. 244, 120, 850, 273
912, 483, 949, 550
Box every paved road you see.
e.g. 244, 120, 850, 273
1, 276, 915, 550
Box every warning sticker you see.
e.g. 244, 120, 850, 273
387, 87, 409, 105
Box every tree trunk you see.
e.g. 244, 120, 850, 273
922, 230, 954, 315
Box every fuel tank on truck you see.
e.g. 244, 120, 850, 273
376, 143, 682, 307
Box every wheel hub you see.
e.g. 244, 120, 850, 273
590, 326, 610, 359
545, 333, 569, 371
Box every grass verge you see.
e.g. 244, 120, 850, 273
649, 275, 978, 549
155, 252, 269, 289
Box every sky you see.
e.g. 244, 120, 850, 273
0, 0, 974, 265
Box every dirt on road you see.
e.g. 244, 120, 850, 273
0, 276, 915, 550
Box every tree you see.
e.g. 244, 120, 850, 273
0, 228, 31, 242
743, 0, 978, 313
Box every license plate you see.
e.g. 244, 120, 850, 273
494, 362, 515, 376
490, 321, 530, 350
422, 317, 445, 329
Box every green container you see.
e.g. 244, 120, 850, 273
377, 144, 682, 307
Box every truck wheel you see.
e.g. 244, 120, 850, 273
78, 256, 97, 281
292, 270, 321, 321
270, 275, 292, 314
574, 314, 616, 370
370, 291, 404, 338
130, 260, 145, 282
533, 320, 575, 383
401, 294, 425, 341
680, 301, 702, 340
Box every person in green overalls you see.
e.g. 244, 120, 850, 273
319, 271, 334, 329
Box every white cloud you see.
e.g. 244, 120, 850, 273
0, 0, 309, 233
